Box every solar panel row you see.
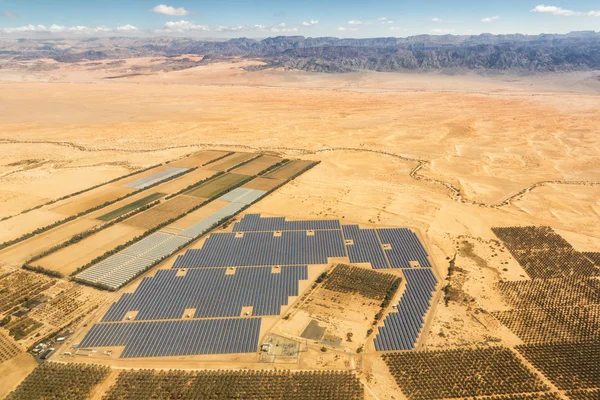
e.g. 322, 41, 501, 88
233, 213, 341, 232
342, 225, 389, 269
80, 318, 261, 358
374, 268, 438, 351
173, 230, 346, 268
124, 167, 190, 189
101, 266, 308, 322
378, 228, 432, 268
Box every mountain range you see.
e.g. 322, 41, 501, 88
1, 31, 600, 73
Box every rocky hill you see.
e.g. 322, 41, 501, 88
1, 32, 600, 72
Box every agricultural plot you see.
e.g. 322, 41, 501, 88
103, 370, 363, 400
374, 268, 438, 351
0, 329, 22, 363
584, 252, 600, 265
96, 192, 165, 221
382, 347, 549, 400
493, 306, 600, 343
323, 264, 399, 300
124, 167, 190, 189
6, 362, 110, 400
184, 173, 250, 199
124, 195, 205, 229
230, 155, 284, 175
242, 176, 285, 191
492, 226, 599, 279
263, 159, 316, 180
0, 271, 55, 314
567, 389, 600, 400
472, 394, 562, 400
492, 275, 600, 343
517, 341, 600, 390
170, 150, 230, 169
33, 224, 145, 276
48, 184, 134, 216
28, 285, 104, 328
497, 278, 600, 309
204, 152, 257, 172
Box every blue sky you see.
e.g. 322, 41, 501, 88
0, 1, 599, 38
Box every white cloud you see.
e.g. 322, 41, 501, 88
0, 24, 138, 35
163, 20, 209, 32
481, 16, 500, 23
151, 4, 190, 16
379, 17, 394, 24
348, 20, 363, 25
530, 5, 600, 17
338, 26, 359, 32
431, 28, 455, 34
116, 24, 138, 32
1, 10, 16, 18
431, 17, 442, 22
214, 23, 297, 34
268, 22, 298, 33
215, 25, 245, 32
302, 19, 319, 27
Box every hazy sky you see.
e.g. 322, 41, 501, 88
0, 1, 599, 38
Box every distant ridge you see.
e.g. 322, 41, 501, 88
2, 31, 600, 72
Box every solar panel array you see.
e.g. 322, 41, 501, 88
374, 268, 438, 351
173, 230, 346, 268
378, 228, 432, 268
80, 318, 261, 358
101, 266, 308, 322
343, 225, 389, 269
233, 213, 341, 232
79, 213, 436, 358
124, 167, 190, 189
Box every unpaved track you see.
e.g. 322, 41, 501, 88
3, 138, 598, 209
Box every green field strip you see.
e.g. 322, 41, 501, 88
184, 173, 249, 198
96, 193, 166, 221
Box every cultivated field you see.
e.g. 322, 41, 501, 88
184, 173, 250, 198
263, 160, 316, 180
96, 192, 165, 221
33, 224, 145, 276
231, 155, 284, 175
204, 152, 257, 172
124, 195, 205, 229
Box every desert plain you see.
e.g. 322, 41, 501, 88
0, 57, 599, 399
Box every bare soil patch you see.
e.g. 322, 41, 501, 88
34, 224, 144, 275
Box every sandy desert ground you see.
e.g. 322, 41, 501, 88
0, 58, 599, 398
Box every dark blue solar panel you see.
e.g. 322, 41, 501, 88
233, 214, 341, 232
374, 268, 438, 351
79, 318, 261, 358
173, 230, 346, 268
101, 266, 308, 322
342, 225, 389, 269
377, 228, 432, 268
